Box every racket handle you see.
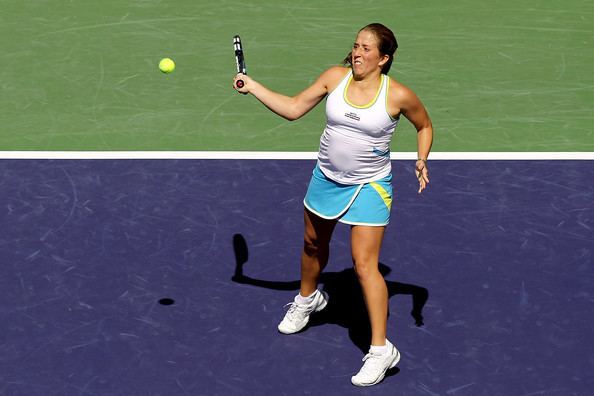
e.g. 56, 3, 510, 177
235, 78, 247, 95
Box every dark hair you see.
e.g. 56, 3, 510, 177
343, 23, 398, 74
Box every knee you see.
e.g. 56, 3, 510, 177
352, 257, 378, 281
303, 235, 327, 258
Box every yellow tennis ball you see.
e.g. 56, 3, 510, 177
159, 58, 175, 73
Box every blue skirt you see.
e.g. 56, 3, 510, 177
303, 164, 393, 226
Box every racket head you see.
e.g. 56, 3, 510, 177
233, 35, 246, 75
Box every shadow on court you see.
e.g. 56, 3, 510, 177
231, 233, 429, 365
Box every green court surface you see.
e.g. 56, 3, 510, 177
1, 0, 592, 152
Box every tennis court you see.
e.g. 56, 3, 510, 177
1, 1, 593, 395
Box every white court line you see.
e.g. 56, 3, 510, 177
0, 152, 593, 160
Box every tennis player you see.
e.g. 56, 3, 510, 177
233, 23, 433, 387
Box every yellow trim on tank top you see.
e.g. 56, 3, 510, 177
369, 182, 392, 210
343, 74, 384, 109
385, 78, 398, 122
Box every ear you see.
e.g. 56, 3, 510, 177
378, 54, 389, 67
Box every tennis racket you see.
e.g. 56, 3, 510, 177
233, 35, 247, 91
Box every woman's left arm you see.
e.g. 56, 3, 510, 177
391, 83, 433, 194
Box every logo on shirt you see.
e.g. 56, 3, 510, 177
344, 112, 360, 122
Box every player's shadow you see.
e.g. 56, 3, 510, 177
231, 233, 429, 356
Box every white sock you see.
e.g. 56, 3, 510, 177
369, 343, 388, 355
295, 290, 317, 305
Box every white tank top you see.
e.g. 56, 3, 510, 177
318, 70, 399, 184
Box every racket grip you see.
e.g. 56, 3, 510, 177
235, 78, 247, 95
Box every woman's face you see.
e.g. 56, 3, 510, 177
351, 29, 387, 77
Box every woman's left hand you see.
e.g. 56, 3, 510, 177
415, 159, 429, 194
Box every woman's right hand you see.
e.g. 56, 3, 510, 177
233, 73, 252, 94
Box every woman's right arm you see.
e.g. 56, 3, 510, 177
233, 66, 347, 121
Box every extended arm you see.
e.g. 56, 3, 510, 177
233, 67, 346, 121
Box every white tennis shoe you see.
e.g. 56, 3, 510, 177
278, 290, 329, 334
351, 340, 400, 387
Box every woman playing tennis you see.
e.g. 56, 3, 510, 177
233, 23, 433, 387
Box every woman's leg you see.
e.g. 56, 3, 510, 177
351, 225, 388, 346
278, 208, 337, 334
300, 208, 337, 296
350, 225, 400, 388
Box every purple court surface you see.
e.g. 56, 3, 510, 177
0, 160, 592, 395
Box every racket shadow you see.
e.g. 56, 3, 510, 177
231, 233, 429, 354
